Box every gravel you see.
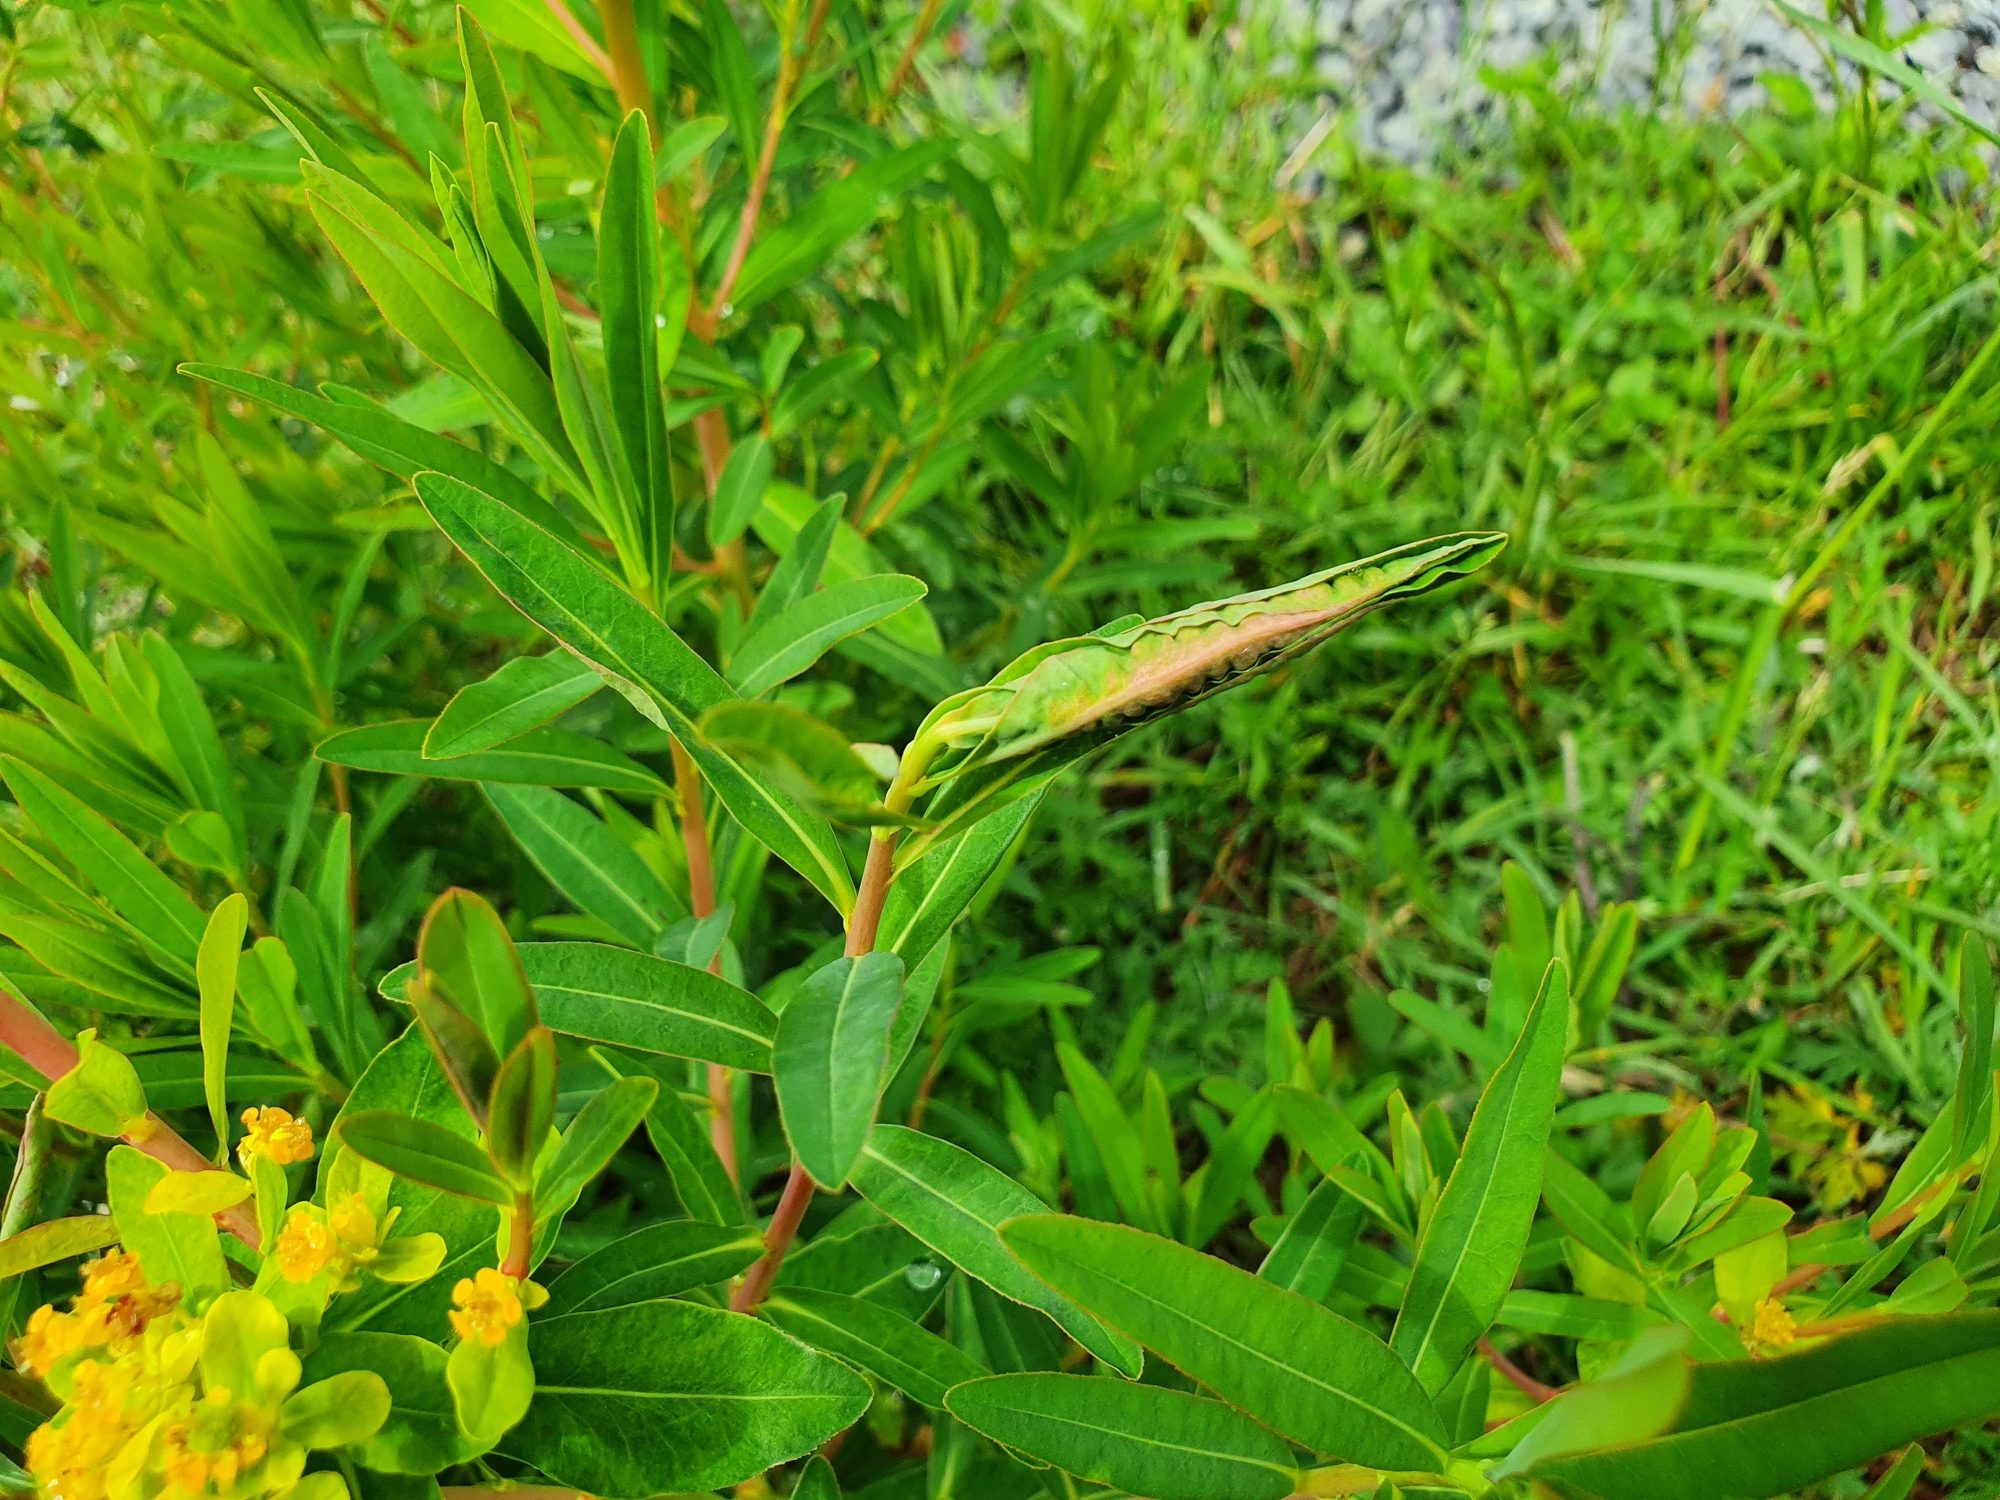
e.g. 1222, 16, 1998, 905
1273, 0, 2000, 160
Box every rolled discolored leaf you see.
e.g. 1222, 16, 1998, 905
894, 531, 1504, 862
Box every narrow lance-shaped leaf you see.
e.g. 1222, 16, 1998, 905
425, 655, 603, 759
945, 1374, 1298, 1500
197, 894, 249, 1163
775, 953, 905, 1190
729, 575, 929, 699
849, 1126, 1142, 1376
999, 1215, 1449, 1470
597, 111, 673, 588
416, 471, 855, 914
338, 1109, 513, 1206
1390, 958, 1570, 1395
1496, 1315, 2000, 1500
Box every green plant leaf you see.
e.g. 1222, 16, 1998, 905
774, 952, 905, 1190
181, 364, 590, 553
849, 1126, 1142, 1376
534, 1073, 659, 1221
197, 893, 248, 1162
303, 1331, 483, 1473
1258, 1176, 1364, 1303
729, 575, 928, 699
762, 1286, 987, 1409
419, 888, 539, 1060
317, 719, 670, 798
106, 1144, 230, 1310
709, 432, 772, 547
944, 1374, 1298, 1500
416, 471, 855, 914
481, 787, 686, 947
598, 110, 672, 591
488, 1026, 558, 1187
281, 1369, 394, 1450
0, 1214, 122, 1277
426, 655, 603, 759
500, 1300, 870, 1494
3, 757, 205, 967
323, 1026, 501, 1337
46, 1027, 150, 1137
1956, 934, 1994, 1162
729, 141, 959, 313
390, 942, 776, 1071
607, 1053, 745, 1226
337, 1109, 513, 1205
1496, 1314, 2000, 1498
999, 1215, 1448, 1469
542, 1220, 764, 1315
1391, 959, 1569, 1394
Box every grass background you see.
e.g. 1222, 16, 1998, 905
3, 2, 2000, 1487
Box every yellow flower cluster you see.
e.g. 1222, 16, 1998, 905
271, 1194, 388, 1292
1742, 1297, 1798, 1356
236, 1109, 313, 1169
17, 1256, 203, 1500
449, 1268, 523, 1347
13, 1251, 180, 1380
22, 1283, 318, 1500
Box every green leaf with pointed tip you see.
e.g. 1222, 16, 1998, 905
419, 889, 538, 1060
0, 1215, 121, 1278
198, 894, 248, 1162
945, 1374, 1297, 1500
1956, 934, 1995, 1162
999, 1215, 1448, 1470
317, 719, 670, 798
599, 111, 672, 588
1258, 1176, 1363, 1303
601, 1052, 744, 1225
500, 1300, 870, 1494
416, 471, 854, 913
709, 432, 771, 548
3, 757, 205, 967
426, 655, 602, 759
879, 790, 1044, 971
543, 1220, 764, 1316
849, 1126, 1141, 1376
180, 364, 590, 553
745, 493, 842, 638
775, 953, 905, 1190
729, 575, 929, 698
792, 1456, 840, 1500
386, 942, 775, 1072
481, 786, 685, 947
535, 1073, 658, 1222
1390, 959, 1569, 1395
488, 1026, 558, 1187
762, 1286, 986, 1409
338, 1110, 512, 1205
1498, 1315, 2000, 1499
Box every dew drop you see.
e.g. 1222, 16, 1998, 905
904, 1260, 943, 1291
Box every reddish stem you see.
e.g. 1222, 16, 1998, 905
1480, 1336, 1558, 1404
0, 992, 261, 1248
730, 1159, 815, 1313
502, 1191, 534, 1280
847, 834, 899, 958
671, 739, 739, 1189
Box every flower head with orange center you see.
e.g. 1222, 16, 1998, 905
237, 1107, 313, 1168
448, 1268, 523, 1348
272, 1212, 337, 1285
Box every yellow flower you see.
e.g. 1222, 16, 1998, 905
12, 1250, 181, 1377
328, 1193, 377, 1251
237, 1107, 313, 1167
273, 1213, 337, 1284
26, 1359, 134, 1500
448, 1268, 523, 1348
1742, 1297, 1797, 1355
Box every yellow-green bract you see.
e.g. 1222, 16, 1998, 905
892, 530, 1505, 862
